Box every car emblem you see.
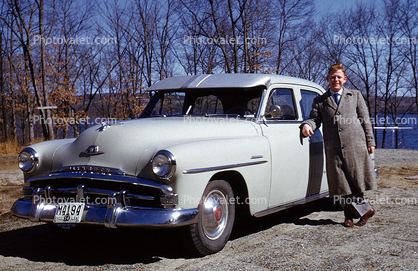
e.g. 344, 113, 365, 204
81, 145, 104, 156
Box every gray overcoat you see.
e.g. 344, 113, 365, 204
302, 87, 377, 197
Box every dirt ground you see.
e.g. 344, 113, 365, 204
1, 149, 418, 270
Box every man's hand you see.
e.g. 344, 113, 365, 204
368, 146, 375, 154
302, 124, 314, 137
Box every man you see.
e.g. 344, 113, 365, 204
301, 63, 377, 227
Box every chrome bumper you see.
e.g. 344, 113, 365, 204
11, 198, 198, 228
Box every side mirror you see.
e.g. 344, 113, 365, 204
263, 105, 281, 118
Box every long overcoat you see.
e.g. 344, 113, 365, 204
303, 87, 377, 197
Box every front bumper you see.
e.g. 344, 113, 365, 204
11, 172, 198, 228
11, 198, 198, 228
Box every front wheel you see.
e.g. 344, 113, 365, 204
189, 180, 235, 256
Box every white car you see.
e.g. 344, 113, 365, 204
12, 74, 328, 255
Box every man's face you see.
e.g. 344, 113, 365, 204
327, 69, 347, 93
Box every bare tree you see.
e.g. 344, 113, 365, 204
155, 0, 178, 79
337, 0, 383, 147
0, 0, 55, 141
36, 0, 55, 139
398, 0, 418, 111
377, 0, 409, 148
240, 0, 274, 73
0, 26, 7, 142
272, 0, 315, 75
176, 0, 219, 74
0, 0, 416, 149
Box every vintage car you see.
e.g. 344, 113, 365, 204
12, 74, 329, 255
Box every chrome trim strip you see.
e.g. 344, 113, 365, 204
261, 120, 303, 124
183, 160, 268, 174
194, 74, 211, 88
253, 191, 329, 218
251, 155, 263, 159
11, 199, 198, 228
25, 172, 173, 194
128, 193, 155, 201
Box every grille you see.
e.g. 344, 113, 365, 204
26, 178, 162, 208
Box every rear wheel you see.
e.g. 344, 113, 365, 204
189, 180, 235, 256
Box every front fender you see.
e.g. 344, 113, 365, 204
20, 138, 76, 181
165, 136, 271, 213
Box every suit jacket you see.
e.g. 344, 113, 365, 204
302, 87, 377, 197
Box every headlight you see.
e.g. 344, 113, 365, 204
18, 148, 39, 173
151, 150, 176, 180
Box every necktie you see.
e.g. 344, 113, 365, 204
334, 93, 340, 105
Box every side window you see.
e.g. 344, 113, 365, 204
266, 88, 296, 120
247, 97, 261, 116
193, 95, 223, 114
151, 92, 185, 116
300, 90, 318, 120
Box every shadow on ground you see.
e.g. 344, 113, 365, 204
0, 197, 342, 266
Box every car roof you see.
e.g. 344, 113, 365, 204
147, 74, 325, 93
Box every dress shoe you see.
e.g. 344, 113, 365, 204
355, 208, 375, 226
343, 218, 354, 227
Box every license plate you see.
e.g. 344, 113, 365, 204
53, 202, 85, 223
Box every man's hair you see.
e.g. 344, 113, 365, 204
328, 63, 346, 76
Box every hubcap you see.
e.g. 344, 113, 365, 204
202, 189, 228, 240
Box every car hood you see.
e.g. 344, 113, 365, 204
51, 117, 260, 177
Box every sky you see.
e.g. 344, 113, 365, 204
315, 0, 357, 13
315, 0, 373, 14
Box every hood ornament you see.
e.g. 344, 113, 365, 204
99, 122, 110, 131
81, 145, 104, 156
97, 121, 123, 132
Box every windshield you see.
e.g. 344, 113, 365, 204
141, 88, 263, 118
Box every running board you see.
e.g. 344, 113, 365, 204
253, 191, 329, 218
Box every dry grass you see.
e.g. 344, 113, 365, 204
377, 163, 418, 189
0, 141, 22, 170
0, 138, 45, 155
0, 141, 24, 155
0, 140, 45, 170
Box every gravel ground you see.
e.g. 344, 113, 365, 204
0, 149, 418, 270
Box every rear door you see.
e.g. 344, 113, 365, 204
300, 87, 328, 196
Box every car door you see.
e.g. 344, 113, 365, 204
260, 86, 311, 207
